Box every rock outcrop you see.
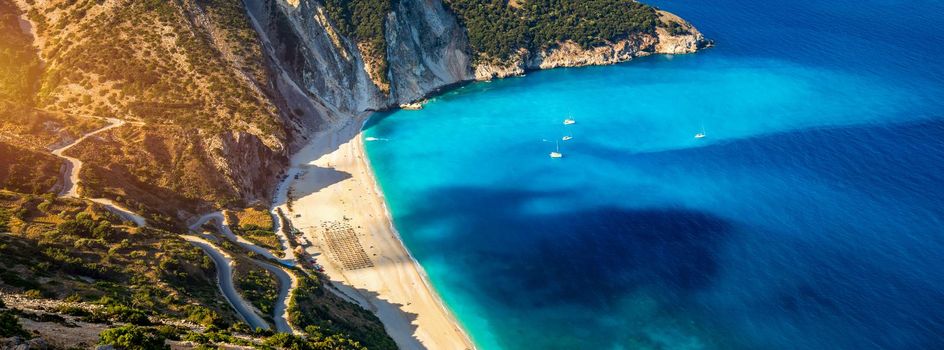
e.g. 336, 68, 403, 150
475, 10, 709, 80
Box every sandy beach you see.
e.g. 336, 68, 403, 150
274, 116, 474, 350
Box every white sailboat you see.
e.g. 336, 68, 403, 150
563, 117, 576, 125
694, 123, 707, 139
550, 140, 563, 158
562, 135, 573, 141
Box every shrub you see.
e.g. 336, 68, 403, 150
104, 305, 152, 326
444, 0, 660, 61
0, 310, 29, 338
98, 325, 169, 350
185, 305, 225, 328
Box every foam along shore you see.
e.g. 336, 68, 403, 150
275, 116, 474, 350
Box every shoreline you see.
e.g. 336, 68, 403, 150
274, 115, 475, 350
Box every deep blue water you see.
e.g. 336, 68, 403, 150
363, 0, 944, 349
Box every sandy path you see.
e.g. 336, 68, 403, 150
280, 117, 475, 350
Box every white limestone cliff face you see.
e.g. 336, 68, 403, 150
249, 2, 708, 116
245, 0, 474, 117
245, 0, 387, 116
385, 0, 474, 103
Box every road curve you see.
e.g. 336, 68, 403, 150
253, 260, 298, 334
190, 211, 295, 267
182, 235, 271, 331
50, 118, 125, 198
190, 211, 298, 333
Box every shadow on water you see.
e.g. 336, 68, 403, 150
366, 119, 944, 349
391, 186, 736, 349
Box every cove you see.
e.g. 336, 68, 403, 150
364, 0, 944, 348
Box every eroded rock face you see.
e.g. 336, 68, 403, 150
385, 0, 474, 103
246, 2, 709, 111
654, 10, 710, 54
245, 0, 386, 115
248, 0, 475, 112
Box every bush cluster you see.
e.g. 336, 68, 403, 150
444, 0, 660, 60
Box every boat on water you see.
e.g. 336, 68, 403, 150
562, 136, 573, 141
563, 118, 576, 125
550, 140, 563, 158
694, 123, 707, 139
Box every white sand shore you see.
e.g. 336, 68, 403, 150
275, 116, 474, 350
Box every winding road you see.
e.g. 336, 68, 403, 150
47, 117, 293, 332
182, 235, 271, 331
188, 211, 300, 333
49, 118, 148, 227
189, 211, 295, 267
50, 117, 125, 198
254, 259, 297, 333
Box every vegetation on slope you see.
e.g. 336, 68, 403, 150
6, 0, 294, 224
0, 142, 62, 194
0, 0, 40, 107
65, 125, 247, 227
289, 274, 398, 350
322, 0, 392, 91
21, 0, 282, 136
235, 264, 278, 318
228, 207, 283, 254
98, 324, 170, 350
443, 0, 661, 61
0, 190, 235, 325
0, 0, 105, 151
0, 190, 396, 348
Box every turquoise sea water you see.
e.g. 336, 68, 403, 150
364, 0, 944, 349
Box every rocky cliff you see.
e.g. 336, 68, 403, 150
246, 0, 475, 115
5, 0, 707, 225
248, 1, 707, 116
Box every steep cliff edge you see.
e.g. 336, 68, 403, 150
246, 0, 474, 114
385, 0, 475, 103
248, 0, 707, 113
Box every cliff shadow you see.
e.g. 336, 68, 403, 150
289, 164, 352, 200
323, 276, 425, 350
385, 185, 735, 349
